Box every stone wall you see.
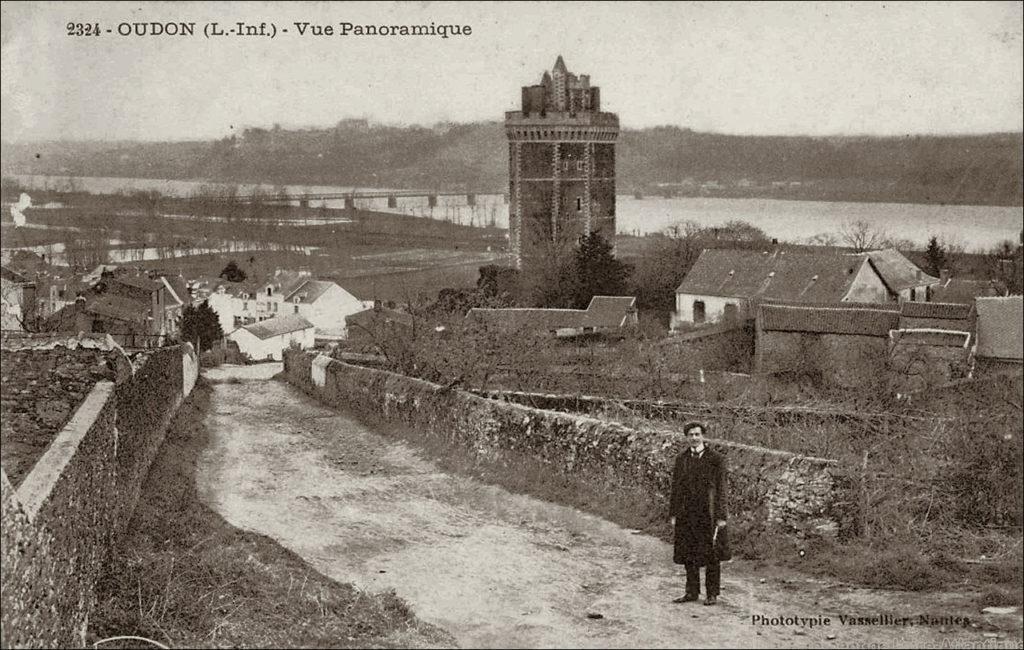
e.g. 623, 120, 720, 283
758, 330, 888, 389
0, 343, 198, 648
286, 350, 843, 538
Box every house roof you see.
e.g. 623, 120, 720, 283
975, 296, 1023, 361
242, 314, 315, 340
112, 274, 160, 292
0, 266, 30, 284
160, 275, 189, 306
85, 294, 151, 324
676, 249, 871, 302
759, 303, 899, 337
582, 296, 637, 329
285, 280, 338, 304
899, 301, 973, 321
929, 278, 1006, 305
862, 249, 938, 292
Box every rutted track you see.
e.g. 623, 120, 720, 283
196, 363, 1010, 648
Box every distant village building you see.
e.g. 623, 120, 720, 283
42, 272, 184, 347
672, 248, 937, 329
344, 305, 415, 343
227, 314, 315, 361
207, 270, 363, 341
467, 295, 638, 337
1, 266, 37, 331
506, 56, 619, 272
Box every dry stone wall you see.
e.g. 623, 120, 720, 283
285, 350, 844, 539
0, 343, 198, 648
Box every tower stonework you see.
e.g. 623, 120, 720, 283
506, 56, 619, 271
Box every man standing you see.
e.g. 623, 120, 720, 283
670, 420, 728, 606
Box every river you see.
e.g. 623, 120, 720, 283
10, 174, 1022, 252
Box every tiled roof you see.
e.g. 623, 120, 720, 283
160, 276, 189, 306
899, 301, 973, 321
242, 314, 314, 340
929, 278, 1005, 304
85, 294, 151, 324
862, 249, 937, 291
113, 275, 160, 292
676, 249, 871, 302
285, 280, 338, 304
582, 296, 637, 329
975, 296, 1023, 361
0, 266, 30, 283
759, 303, 899, 337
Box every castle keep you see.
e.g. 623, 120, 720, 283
505, 56, 619, 270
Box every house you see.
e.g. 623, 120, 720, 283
862, 249, 938, 302
282, 278, 364, 340
755, 302, 899, 388
227, 314, 315, 361
673, 249, 891, 328
207, 270, 363, 340
1, 266, 37, 331
973, 296, 1023, 376
40, 271, 180, 347
466, 296, 639, 337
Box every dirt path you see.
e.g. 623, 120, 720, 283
197, 364, 1020, 649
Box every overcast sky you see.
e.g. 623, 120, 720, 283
1, 1, 1022, 141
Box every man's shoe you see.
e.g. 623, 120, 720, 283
704, 596, 718, 606
673, 593, 699, 603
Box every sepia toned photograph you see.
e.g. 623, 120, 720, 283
1, 1, 1022, 648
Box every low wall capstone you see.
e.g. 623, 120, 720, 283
0, 343, 199, 648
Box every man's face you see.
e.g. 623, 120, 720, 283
685, 427, 704, 449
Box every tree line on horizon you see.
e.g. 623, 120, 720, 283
2, 122, 1021, 207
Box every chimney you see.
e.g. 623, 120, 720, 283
939, 268, 950, 285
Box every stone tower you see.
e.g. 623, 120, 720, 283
505, 56, 619, 271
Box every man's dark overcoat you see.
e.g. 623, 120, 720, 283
670, 446, 728, 566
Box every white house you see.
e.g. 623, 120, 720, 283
282, 279, 364, 340
672, 248, 892, 329
227, 314, 315, 361
207, 271, 363, 341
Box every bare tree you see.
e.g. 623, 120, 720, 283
840, 219, 890, 253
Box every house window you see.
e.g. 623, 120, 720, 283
910, 288, 917, 301
576, 197, 582, 211
92, 320, 107, 333
273, 302, 278, 312
576, 160, 584, 171
724, 303, 738, 323
294, 305, 299, 314
267, 287, 272, 296
693, 300, 706, 324
242, 301, 248, 311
